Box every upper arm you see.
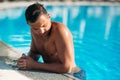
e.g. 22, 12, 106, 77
55, 24, 74, 67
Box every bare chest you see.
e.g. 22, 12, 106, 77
34, 37, 56, 56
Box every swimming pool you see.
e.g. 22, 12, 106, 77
0, 5, 120, 80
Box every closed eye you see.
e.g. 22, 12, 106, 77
31, 27, 39, 30
42, 24, 47, 27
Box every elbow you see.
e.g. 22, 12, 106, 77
58, 65, 71, 73
63, 67, 70, 73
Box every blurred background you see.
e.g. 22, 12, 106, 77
0, 0, 120, 80
0, 0, 120, 2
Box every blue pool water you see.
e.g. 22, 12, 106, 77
0, 5, 120, 80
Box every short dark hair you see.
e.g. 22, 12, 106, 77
25, 3, 47, 23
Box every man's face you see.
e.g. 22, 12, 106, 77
28, 14, 51, 36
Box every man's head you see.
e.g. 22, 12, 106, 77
25, 3, 47, 23
25, 3, 51, 36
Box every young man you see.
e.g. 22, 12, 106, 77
17, 3, 85, 80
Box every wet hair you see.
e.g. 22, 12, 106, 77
25, 3, 47, 23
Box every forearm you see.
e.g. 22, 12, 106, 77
28, 38, 40, 61
33, 62, 70, 73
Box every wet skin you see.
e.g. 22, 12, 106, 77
17, 14, 80, 73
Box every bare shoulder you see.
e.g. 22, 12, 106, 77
52, 21, 72, 38
53, 21, 68, 31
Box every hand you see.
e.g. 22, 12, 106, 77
17, 54, 36, 70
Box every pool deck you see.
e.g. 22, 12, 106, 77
0, 40, 78, 80
0, 1, 120, 10
0, 61, 69, 80
0, 61, 32, 80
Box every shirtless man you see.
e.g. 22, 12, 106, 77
17, 3, 85, 80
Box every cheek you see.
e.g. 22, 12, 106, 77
32, 29, 38, 32
32, 29, 40, 34
47, 22, 51, 30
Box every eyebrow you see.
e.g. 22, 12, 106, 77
40, 22, 47, 27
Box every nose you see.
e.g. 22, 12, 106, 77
39, 28, 45, 34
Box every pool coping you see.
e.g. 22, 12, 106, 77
0, 1, 120, 10
0, 40, 80, 80
0, 40, 21, 59
0, 61, 32, 80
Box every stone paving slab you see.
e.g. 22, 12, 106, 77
0, 61, 69, 80
0, 60, 73, 80
0, 61, 32, 80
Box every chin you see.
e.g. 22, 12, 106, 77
39, 33, 45, 36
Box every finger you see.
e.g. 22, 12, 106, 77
18, 57, 23, 61
17, 60, 26, 66
18, 59, 26, 62
18, 64, 25, 68
21, 67, 26, 70
19, 66, 26, 70
21, 54, 27, 59
17, 59, 23, 66
17, 62, 24, 66
19, 62, 27, 70
18, 63, 26, 68
20, 54, 25, 58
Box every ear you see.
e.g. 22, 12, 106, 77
47, 13, 51, 18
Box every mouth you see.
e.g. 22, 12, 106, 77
39, 31, 47, 36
